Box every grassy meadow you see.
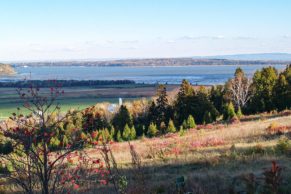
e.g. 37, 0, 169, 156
83, 113, 291, 193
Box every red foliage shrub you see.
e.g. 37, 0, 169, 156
266, 123, 291, 135
190, 137, 225, 149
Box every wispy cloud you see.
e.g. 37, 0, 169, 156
179, 35, 225, 40
233, 36, 257, 40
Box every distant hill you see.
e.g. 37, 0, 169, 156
13, 57, 291, 67
0, 64, 16, 76
201, 53, 291, 61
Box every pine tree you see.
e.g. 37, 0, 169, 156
117, 130, 123, 142
179, 126, 185, 136
122, 124, 131, 141
250, 67, 278, 113
109, 125, 115, 141
156, 84, 169, 126
186, 115, 196, 129
112, 105, 133, 134
175, 79, 194, 124
203, 111, 213, 124
167, 119, 176, 133
101, 128, 111, 142
147, 123, 158, 137
130, 126, 136, 140
273, 73, 289, 111
147, 101, 157, 125
223, 102, 236, 120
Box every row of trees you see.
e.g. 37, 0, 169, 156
37, 64, 291, 144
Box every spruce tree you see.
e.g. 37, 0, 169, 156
186, 115, 196, 129
167, 119, 176, 133
203, 111, 212, 124
147, 123, 158, 137
122, 124, 131, 141
156, 84, 169, 126
130, 126, 136, 140
223, 102, 236, 120
117, 130, 123, 142
175, 79, 194, 124
112, 105, 133, 133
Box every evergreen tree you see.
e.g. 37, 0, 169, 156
203, 111, 213, 124
179, 126, 185, 136
249, 66, 278, 113
130, 126, 136, 140
155, 84, 170, 126
187, 88, 219, 124
147, 101, 157, 126
116, 130, 123, 142
109, 125, 115, 141
223, 102, 236, 120
167, 119, 176, 133
210, 85, 225, 114
112, 105, 133, 134
147, 123, 158, 137
122, 124, 131, 141
273, 66, 291, 111
175, 80, 194, 124
186, 115, 196, 129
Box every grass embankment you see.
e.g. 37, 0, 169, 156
85, 114, 291, 193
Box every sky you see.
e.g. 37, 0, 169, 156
0, 0, 291, 61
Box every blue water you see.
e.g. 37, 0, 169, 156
0, 65, 287, 85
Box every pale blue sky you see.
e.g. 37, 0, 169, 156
1, 0, 291, 61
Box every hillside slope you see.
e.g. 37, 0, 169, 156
0, 64, 16, 76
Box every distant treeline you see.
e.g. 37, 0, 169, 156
13, 58, 290, 67
0, 79, 136, 88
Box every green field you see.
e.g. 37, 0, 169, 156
0, 84, 178, 119
0, 97, 122, 119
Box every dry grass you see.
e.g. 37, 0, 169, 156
84, 115, 291, 193
1, 115, 291, 194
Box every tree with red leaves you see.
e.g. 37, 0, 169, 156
0, 82, 104, 194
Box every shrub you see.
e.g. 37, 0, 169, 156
0, 141, 13, 155
245, 144, 265, 155
147, 123, 158, 137
166, 119, 176, 133
262, 161, 283, 193
159, 121, 166, 133
275, 136, 290, 154
49, 137, 61, 150
266, 122, 289, 135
